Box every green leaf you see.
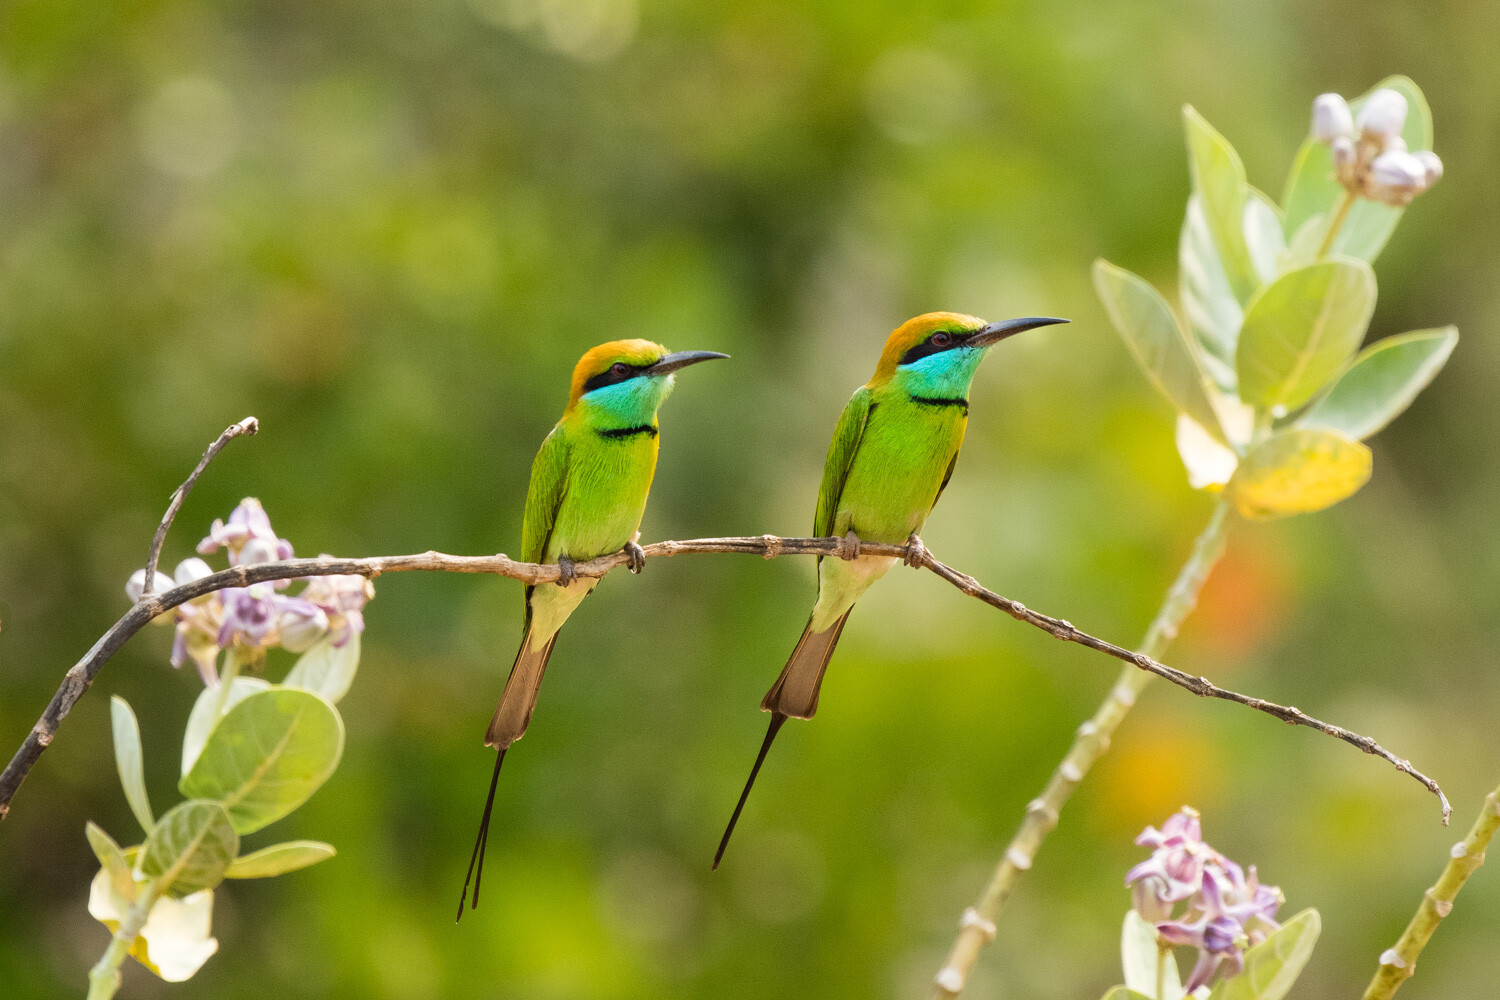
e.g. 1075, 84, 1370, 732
1282, 77, 1432, 262
1231, 429, 1372, 520
139, 800, 239, 898
1184, 105, 1258, 304
226, 840, 336, 878
1302, 327, 1458, 440
111, 696, 154, 834
1094, 259, 1226, 439
86, 821, 138, 902
1122, 911, 1183, 999
1100, 989, 1157, 1000
181, 677, 271, 778
1243, 189, 1286, 286
283, 632, 361, 705
1236, 258, 1376, 412
180, 687, 344, 835
1206, 909, 1321, 1000
1179, 195, 1242, 389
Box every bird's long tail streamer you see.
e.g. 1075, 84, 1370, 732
457, 748, 507, 921
713, 713, 787, 870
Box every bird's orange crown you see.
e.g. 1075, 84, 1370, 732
869, 312, 987, 384
567, 339, 669, 409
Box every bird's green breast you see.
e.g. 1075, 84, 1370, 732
833, 391, 967, 543
546, 423, 659, 561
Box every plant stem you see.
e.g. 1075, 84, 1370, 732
1156, 942, 1169, 1000
207, 647, 245, 722
86, 882, 160, 1000
928, 498, 1233, 999
1318, 189, 1358, 258
1362, 782, 1500, 999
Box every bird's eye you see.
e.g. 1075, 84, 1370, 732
931, 331, 953, 348
611, 362, 630, 377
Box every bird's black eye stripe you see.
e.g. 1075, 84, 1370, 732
583, 362, 646, 393
899, 330, 965, 366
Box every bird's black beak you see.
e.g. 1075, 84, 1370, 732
648, 350, 731, 375
968, 316, 1069, 348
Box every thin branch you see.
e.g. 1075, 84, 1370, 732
140, 417, 259, 595
1362, 782, 1500, 1000
0, 534, 1450, 822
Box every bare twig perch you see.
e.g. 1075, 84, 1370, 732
140, 417, 259, 596
0, 424, 1451, 824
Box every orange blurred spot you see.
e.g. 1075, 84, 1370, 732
1178, 539, 1292, 662
1093, 722, 1221, 834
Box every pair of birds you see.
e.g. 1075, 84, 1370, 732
457, 311, 1067, 918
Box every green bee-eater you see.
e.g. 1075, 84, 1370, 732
713, 311, 1065, 867
459, 339, 728, 916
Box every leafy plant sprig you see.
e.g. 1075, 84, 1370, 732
1094, 76, 1454, 519
85, 500, 373, 998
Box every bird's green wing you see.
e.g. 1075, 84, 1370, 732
521, 425, 569, 604
813, 386, 873, 539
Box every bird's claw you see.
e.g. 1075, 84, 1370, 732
839, 531, 862, 561
903, 533, 927, 569
556, 554, 578, 587
624, 541, 646, 574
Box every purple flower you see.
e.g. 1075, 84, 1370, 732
1126, 808, 1284, 993
197, 498, 294, 567
128, 499, 374, 686
300, 569, 374, 647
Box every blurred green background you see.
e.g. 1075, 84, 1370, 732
1, 0, 1494, 997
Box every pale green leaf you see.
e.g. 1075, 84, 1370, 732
1177, 414, 1239, 490
1100, 989, 1157, 1000
180, 688, 344, 835
1302, 327, 1458, 440
140, 800, 239, 898
1231, 429, 1371, 520
1179, 195, 1242, 388
283, 632, 361, 705
86, 821, 138, 903
1206, 909, 1321, 1000
1236, 258, 1376, 412
1282, 76, 1432, 262
111, 696, 154, 834
1122, 911, 1184, 999
181, 677, 271, 777
226, 840, 336, 878
1184, 105, 1258, 304
1093, 259, 1226, 439
1243, 189, 1285, 286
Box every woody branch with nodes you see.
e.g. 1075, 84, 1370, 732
0, 416, 1449, 823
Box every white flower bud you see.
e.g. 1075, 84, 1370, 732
173, 557, 214, 585
1311, 93, 1353, 142
238, 536, 280, 566
1416, 150, 1444, 187
1355, 88, 1408, 140
126, 569, 175, 602
1371, 149, 1426, 190
1331, 136, 1356, 170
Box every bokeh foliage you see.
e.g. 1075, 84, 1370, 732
1, 1, 1495, 998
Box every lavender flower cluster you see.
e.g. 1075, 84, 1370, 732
1126, 808, 1285, 993
1311, 89, 1441, 207
126, 499, 373, 685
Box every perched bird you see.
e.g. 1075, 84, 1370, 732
459, 339, 728, 917
713, 312, 1066, 868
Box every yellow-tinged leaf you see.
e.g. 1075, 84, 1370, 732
1231, 429, 1371, 520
